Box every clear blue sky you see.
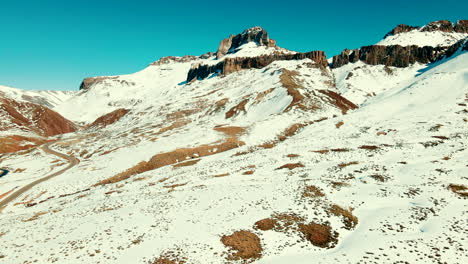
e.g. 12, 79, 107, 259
1, 0, 466, 91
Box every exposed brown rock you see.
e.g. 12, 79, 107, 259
454, 20, 468, 33
421, 20, 454, 32
216, 27, 276, 59
332, 45, 446, 68
221, 230, 262, 260
79, 76, 118, 90
384, 24, 420, 38
188, 51, 328, 82
89, 108, 129, 128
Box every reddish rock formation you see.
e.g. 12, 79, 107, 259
89, 108, 129, 128
0, 98, 76, 137
384, 24, 420, 38
79, 76, 118, 90
187, 51, 328, 82
454, 20, 468, 33
421, 20, 454, 33
216, 27, 277, 59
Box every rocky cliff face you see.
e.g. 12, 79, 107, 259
331, 39, 467, 69
216, 27, 277, 59
421, 20, 454, 32
454, 20, 468, 33
384, 24, 420, 38
79, 76, 118, 90
188, 51, 328, 82
383, 20, 468, 38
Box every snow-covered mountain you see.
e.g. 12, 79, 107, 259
0, 20, 467, 264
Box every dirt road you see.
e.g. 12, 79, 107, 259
0, 142, 79, 213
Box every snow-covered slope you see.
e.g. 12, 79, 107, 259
0, 23, 467, 264
378, 30, 468, 47
0, 85, 75, 108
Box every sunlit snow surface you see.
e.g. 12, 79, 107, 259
0, 43, 467, 263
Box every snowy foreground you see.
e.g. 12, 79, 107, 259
0, 26, 467, 264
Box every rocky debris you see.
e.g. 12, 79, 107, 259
88, 108, 129, 128
150, 56, 198, 66
384, 24, 420, 38
187, 51, 328, 82
216, 26, 276, 59
421, 20, 454, 33
454, 20, 468, 33
0, 98, 76, 137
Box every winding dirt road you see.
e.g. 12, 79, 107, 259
0, 142, 79, 213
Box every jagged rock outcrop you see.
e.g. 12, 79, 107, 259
331, 45, 447, 68
187, 51, 328, 82
150, 55, 198, 66
421, 20, 454, 33
454, 20, 468, 33
216, 27, 276, 59
384, 24, 420, 38
331, 35, 468, 69
79, 76, 118, 90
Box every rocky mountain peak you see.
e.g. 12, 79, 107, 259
216, 26, 277, 59
421, 20, 454, 32
384, 24, 420, 38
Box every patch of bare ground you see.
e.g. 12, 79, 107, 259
0, 189, 15, 200
149, 250, 187, 264
448, 184, 468, 198
432, 135, 449, 140
213, 126, 246, 137
22, 211, 48, 222
302, 185, 325, 198
272, 213, 305, 232
158, 120, 190, 135
209, 98, 229, 114
299, 223, 338, 248
88, 108, 129, 128
243, 170, 255, 175
318, 89, 358, 114
95, 138, 244, 186
254, 218, 276, 231
331, 181, 351, 189
172, 159, 201, 168
276, 163, 305, 170
0, 135, 49, 154
253, 88, 275, 104
311, 148, 350, 154
335, 121, 344, 128
370, 174, 387, 182
214, 173, 230, 178
280, 69, 305, 111
225, 99, 249, 119
221, 230, 262, 261
329, 204, 358, 230
358, 145, 380, 151
286, 154, 300, 158
338, 161, 359, 169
